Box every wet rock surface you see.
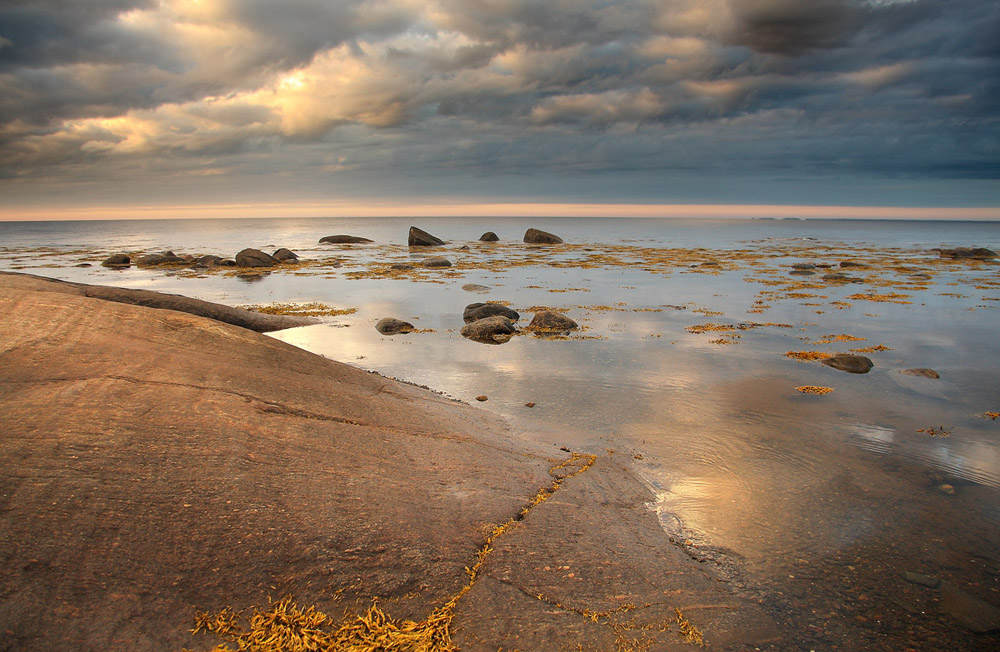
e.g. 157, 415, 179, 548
136, 251, 185, 267
479, 231, 499, 242
1, 272, 785, 651
937, 247, 998, 259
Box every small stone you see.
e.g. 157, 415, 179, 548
524, 402, 536, 408
475, 395, 488, 402
903, 571, 941, 588
938, 484, 955, 495
422, 256, 452, 268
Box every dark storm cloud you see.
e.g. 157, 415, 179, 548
0, 0, 996, 202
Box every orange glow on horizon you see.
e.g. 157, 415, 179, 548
0, 201, 997, 222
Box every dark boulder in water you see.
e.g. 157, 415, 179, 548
101, 254, 131, 268
408, 226, 445, 247
136, 251, 185, 267
235, 248, 278, 268
460, 315, 516, 344
375, 318, 414, 335
463, 303, 519, 323
900, 368, 940, 379
822, 354, 874, 374
272, 248, 298, 262
479, 232, 500, 242
937, 247, 997, 259
319, 235, 374, 244
528, 310, 578, 332
523, 228, 564, 245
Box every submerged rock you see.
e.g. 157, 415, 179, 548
791, 263, 816, 270
528, 310, 578, 332
523, 228, 564, 245
937, 247, 998, 260
821, 354, 874, 374
101, 254, 131, 268
463, 302, 519, 323
462, 283, 491, 292
272, 248, 299, 262
235, 248, 278, 268
196, 255, 235, 267
900, 368, 940, 379
408, 226, 445, 247
903, 571, 941, 589
136, 251, 185, 267
479, 232, 499, 242
460, 315, 516, 344
422, 256, 452, 268
319, 235, 373, 244
390, 263, 414, 270
375, 318, 414, 335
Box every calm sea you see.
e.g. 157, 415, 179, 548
2, 215, 999, 649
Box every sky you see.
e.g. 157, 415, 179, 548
0, 0, 998, 220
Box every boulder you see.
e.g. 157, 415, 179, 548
937, 247, 998, 260
480, 232, 500, 242
319, 235, 373, 244
375, 318, 414, 335
900, 368, 940, 379
463, 303, 520, 323
101, 254, 131, 268
528, 310, 578, 332
523, 228, 564, 245
235, 248, 278, 268
460, 315, 516, 344
422, 257, 452, 268
136, 251, 185, 267
821, 354, 874, 374
272, 248, 299, 262
408, 226, 446, 247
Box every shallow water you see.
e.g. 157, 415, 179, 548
3, 215, 999, 649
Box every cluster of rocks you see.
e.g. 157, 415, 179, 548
459, 302, 578, 345
101, 247, 301, 270
405, 226, 564, 247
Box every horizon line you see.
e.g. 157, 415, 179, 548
1, 202, 999, 222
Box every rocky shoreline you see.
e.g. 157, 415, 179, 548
0, 272, 779, 651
